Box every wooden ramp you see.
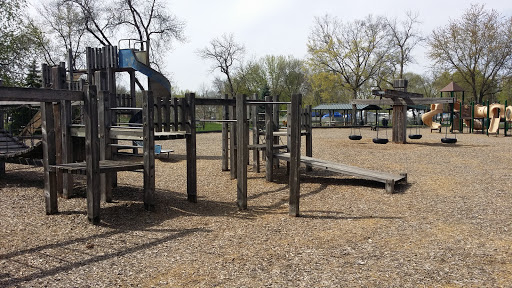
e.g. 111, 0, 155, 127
274, 152, 407, 193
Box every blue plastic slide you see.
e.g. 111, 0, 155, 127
118, 49, 171, 93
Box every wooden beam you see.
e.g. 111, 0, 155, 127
252, 94, 260, 173
84, 85, 101, 224
351, 97, 455, 106
221, 94, 229, 171
372, 89, 424, 98
185, 93, 197, 203
0, 87, 83, 102
143, 91, 156, 210
230, 97, 237, 180
265, 96, 273, 182
195, 97, 236, 106
289, 94, 302, 217
99, 91, 113, 202
42, 101, 58, 214
236, 94, 248, 210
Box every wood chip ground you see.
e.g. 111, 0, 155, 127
1, 128, 511, 287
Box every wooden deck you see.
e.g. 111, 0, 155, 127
274, 152, 407, 193
70, 127, 187, 140
50, 160, 144, 175
247, 144, 287, 150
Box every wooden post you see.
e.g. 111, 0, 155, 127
252, 93, 260, 172
143, 91, 156, 210
305, 105, 313, 172
286, 103, 291, 176
265, 96, 274, 182
230, 97, 237, 179
0, 80, 4, 175
129, 70, 136, 114
289, 94, 302, 217
164, 93, 171, 132
98, 91, 113, 202
51, 66, 66, 196
236, 94, 248, 210
84, 85, 101, 224
173, 97, 179, 131
107, 63, 118, 189
155, 94, 162, 132
392, 105, 407, 144
185, 93, 197, 202
60, 98, 73, 198
222, 94, 229, 171
42, 101, 58, 214
180, 98, 186, 132
272, 95, 280, 168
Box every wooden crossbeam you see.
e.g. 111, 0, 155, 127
351, 97, 456, 106
0, 87, 84, 102
372, 89, 424, 99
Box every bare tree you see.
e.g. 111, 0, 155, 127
62, 0, 115, 47
111, 0, 185, 71
428, 4, 512, 103
386, 11, 424, 80
35, 0, 185, 74
33, 0, 94, 69
307, 14, 392, 99
197, 34, 246, 97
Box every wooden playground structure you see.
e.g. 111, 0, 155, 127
1, 45, 408, 224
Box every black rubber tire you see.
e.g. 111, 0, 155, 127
348, 135, 362, 140
373, 138, 389, 144
441, 137, 457, 144
408, 134, 422, 140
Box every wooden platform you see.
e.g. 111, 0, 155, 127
50, 160, 144, 175
247, 144, 287, 150
260, 130, 309, 137
274, 153, 407, 193
70, 127, 187, 140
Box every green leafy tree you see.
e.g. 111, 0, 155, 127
428, 4, 512, 103
307, 14, 392, 100
24, 60, 42, 88
0, 0, 39, 85
233, 55, 307, 102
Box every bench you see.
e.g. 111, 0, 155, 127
112, 141, 173, 158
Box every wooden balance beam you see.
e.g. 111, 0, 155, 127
274, 152, 407, 193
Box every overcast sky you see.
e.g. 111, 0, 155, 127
164, 0, 512, 92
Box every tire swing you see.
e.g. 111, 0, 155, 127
373, 97, 389, 144
348, 116, 362, 140
408, 109, 423, 140
441, 109, 457, 144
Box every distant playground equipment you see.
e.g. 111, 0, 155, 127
421, 81, 512, 137
351, 79, 457, 144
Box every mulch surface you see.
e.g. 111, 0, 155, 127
1, 127, 511, 287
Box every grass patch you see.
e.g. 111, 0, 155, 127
196, 122, 222, 132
